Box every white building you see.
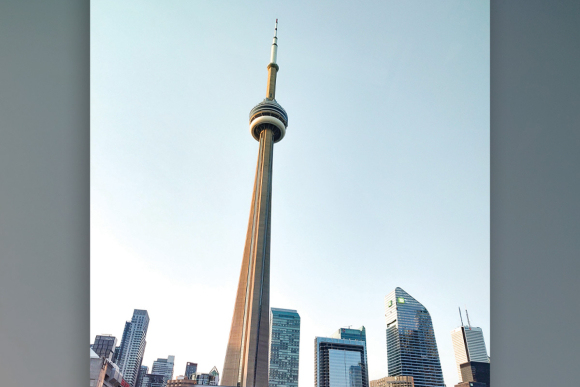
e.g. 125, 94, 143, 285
451, 325, 489, 381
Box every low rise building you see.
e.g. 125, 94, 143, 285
370, 376, 414, 387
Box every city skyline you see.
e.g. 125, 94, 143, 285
91, 2, 490, 386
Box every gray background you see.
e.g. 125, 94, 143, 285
0, 1, 578, 386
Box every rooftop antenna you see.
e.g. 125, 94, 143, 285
465, 309, 472, 330
270, 19, 278, 64
458, 307, 464, 327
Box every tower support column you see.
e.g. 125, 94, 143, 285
223, 128, 274, 387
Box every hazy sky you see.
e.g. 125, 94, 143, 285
91, 1, 489, 386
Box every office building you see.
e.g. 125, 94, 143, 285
222, 20, 289, 387
451, 313, 489, 382
117, 309, 150, 387
142, 373, 165, 387
330, 327, 366, 343
151, 355, 175, 386
459, 362, 490, 386
385, 288, 445, 387
330, 326, 368, 382
92, 335, 118, 361
184, 363, 197, 380
136, 366, 149, 387
269, 308, 300, 387
315, 337, 368, 387
370, 376, 414, 387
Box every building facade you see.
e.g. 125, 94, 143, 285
459, 362, 489, 387
222, 20, 289, 387
184, 363, 197, 380
330, 327, 366, 343
117, 310, 150, 387
385, 288, 445, 387
315, 337, 369, 387
369, 376, 414, 387
90, 348, 131, 387
269, 308, 300, 387
92, 335, 118, 361
136, 366, 149, 387
451, 326, 489, 382
151, 355, 175, 387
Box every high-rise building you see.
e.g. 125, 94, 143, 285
315, 337, 369, 387
451, 313, 489, 382
329, 326, 369, 385
184, 363, 197, 380
92, 334, 118, 361
136, 366, 149, 387
370, 376, 414, 387
330, 327, 366, 343
222, 20, 289, 387
269, 308, 300, 387
384, 288, 445, 387
117, 309, 150, 387
458, 362, 489, 387
151, 355, 175, 387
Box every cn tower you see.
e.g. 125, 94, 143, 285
222, 20, 288, 387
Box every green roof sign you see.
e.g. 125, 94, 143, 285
397, 297, 405, 304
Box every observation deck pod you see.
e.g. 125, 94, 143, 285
249, 98, 289, 143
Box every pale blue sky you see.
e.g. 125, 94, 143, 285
91, 1, 489, 385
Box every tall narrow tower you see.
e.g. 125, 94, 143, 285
222, 20, 289, 387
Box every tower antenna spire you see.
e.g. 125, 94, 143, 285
465, 309, 472, 330
270, 19, 279, 65
458, 307, 464, 327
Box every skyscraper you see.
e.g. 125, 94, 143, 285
92, 334, 118, 361
151, 355, 175, 387
384, 288, 444, 387
451, 312, 489, 382
222, 20, 289, 387
185, 363, 198, 380
330, 327, 367, 344
269, 308, 300, 387
136, 366, 149, 387
330, 326, 369, 385
117, 309, 150, 387
315, 337, 369, 387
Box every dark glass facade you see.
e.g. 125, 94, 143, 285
459, 361, 490, 386
331, 327, 366, 343
185, 362, 198, 380
269, 308, 300, 387
315, 337, 369, 387
92, 334, 117, 360
136, 365, 149, 387
385, 288, 444, 387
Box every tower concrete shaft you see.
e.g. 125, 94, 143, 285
222, 21, 288, 387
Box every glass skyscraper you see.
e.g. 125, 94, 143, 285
117, 309, 150, 387
385, 288, 444, 387
151, 355, 175, 387
184, 362, 197, 380
451, 325, 489, 381
330, 327, 366, 343
269, 308, 301, 387
315, 337, 368, 387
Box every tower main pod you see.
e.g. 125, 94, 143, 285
222, 21, 288, 387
